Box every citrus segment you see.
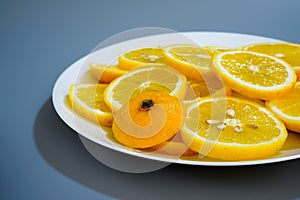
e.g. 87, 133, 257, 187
213, 50, 296, 100
89, 63, 127, 83
163, 44, 212, 80
104, 65, 187, 110
266, 82, 300, 133
68, 84, 113, 126
118, 47, 165, 70
181, 97, 288, 160
243, 42, 300, 79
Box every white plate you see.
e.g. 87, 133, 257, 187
52, 31, 300, 166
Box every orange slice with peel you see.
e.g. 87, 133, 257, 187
231, 90, 264, 106
213, 50, 296, 100
104, 65, 187, 111
163, 44, 212, 81
242, 42, 300, 80
143, 141, 198, 156
204, 45, 231, 57
118, 47, 165, 70
266, 82, 300, 133
181, 97, 288, 160
187, 78, 231, 98
112, 92, 185, 149
89, 63, 126, 83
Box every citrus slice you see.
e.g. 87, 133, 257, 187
231, 91, 264, 106
181, 97, 288, 160
139, 130, 198, 156
242, 42, 300, 79
143, 141, 198, 156
213, 50, 297, 100
104, 65, 187, 110
266, 82, 300, 133
69, 84, 113, 126
112, 92, 184, 148
187, 78, 231, 98
204, 46, 231, 57
163, 44, 212, 80
118, 47, 165, 70
89, 63, 127, 83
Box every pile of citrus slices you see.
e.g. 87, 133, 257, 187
68, 42, 300, 161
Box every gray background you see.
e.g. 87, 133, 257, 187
1, 0, 300, 199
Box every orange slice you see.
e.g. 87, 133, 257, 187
266, 82, 300, 133
231, 91, 264, 106
213, 50, 296, 100
143, 141, 198, 156
104, 65, 187, 111
163, 44, 212, 80
118, 47, 165, 70
204, 46, 231, 57
187, 78, 231, 98
89, 63, 126, 83
242, 42, 300, 80
181, 97, 288, 160
112, 92, 184, 148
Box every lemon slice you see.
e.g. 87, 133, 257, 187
69, 84, 113, 126
104, 65, 187, 110
266, 82, 300, 133
163, 44, 212, 80
181, 97, 288, 160
242, 42, 300, 79
89, 63, 127, 83
118, 47, 165, 70
213, 50, 297, 100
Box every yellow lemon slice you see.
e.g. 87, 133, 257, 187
266, 82, 300, 133
104, 65, 187, 111
163, 44, 212, 80
89, 63, 127, 83
181, 97, 288, 160
118, 47, 165, 70
213, 50, 297, 100
242, 42, 300, 80
69, 84, 113, 126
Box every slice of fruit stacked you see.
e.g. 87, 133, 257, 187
68, 42, 300, 161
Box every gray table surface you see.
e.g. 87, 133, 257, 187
2, 0, 300, 199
